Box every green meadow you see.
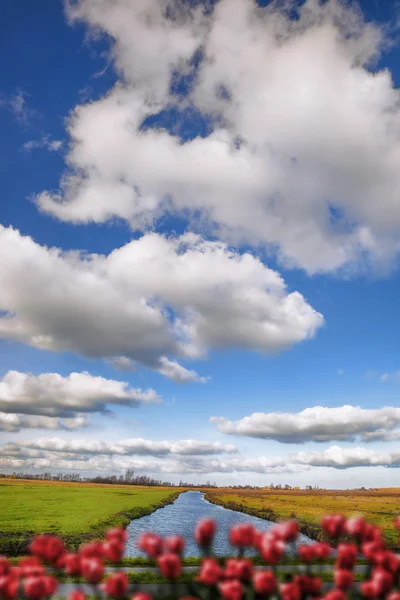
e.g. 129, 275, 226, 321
0, 479, 181, 555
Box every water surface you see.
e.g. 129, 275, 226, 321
125, 491, 313, 557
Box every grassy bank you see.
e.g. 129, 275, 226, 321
204, 488, 400, 550
0, 479, 182, 556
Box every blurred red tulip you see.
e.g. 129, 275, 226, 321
253, 570, 276, 595
334, 569, 354, 590
229, 523, 255, 547
164, 535, 185, 555
81, 557, 104, 584
138, 533, 163, 558
157, 553, 181, 579
219, 578, 244, 600
104, 572, 129, 598
321, 515, 345, 538
195, 519, 217, 548
197, 558, 222, 585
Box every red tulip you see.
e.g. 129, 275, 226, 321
29, 535, 65, 564
195, 519, 217, 547
280, 582, 301, 600
196, 558, 222, 585
23, 575, 58, 599
314, 542, 332, 559
0, 558, 10, 577
362, 541, 385, 560
19, 557, 45, 578
224, 559, 252, 582
387, 593, 400, 600
360, 582, 379, 598
80, 542, 104, 559
253, 570, 276, 595
157, 553, 181, 579
293, 574, 322, 595
374, 550, 399, 573
298, 545, 316, 562
371, 567, 393, 595
0, 575, 18, 600
336, 543, 358, 569
304, 576, 322, 595
276, 520, 299, 542
324, 590, 346, 600
164, 535, 185, 555
334, 569, 354, 590
219, 579, 244, 600
321, 515, 345, 538
259, 538, 285, 564
81, 557, 104, 584
68, 591, 86, 600
104, 572, 129, 598
105, 528, 128, 544
103, 539, 124, 562
138, 533, 163, 558
62, 553, 81, 576
345, 517, 366, 538
131, 594, 152, 600
229, 523, 255, 547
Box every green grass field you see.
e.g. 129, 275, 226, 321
0, 479, 181, 555
205, 488, 400, 549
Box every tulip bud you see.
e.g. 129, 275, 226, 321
280, 582, 301, 600
103, 539, 124, 562
219, 579, 244, 600
157, 553, 181, 579
138, 533, 163, 558
81, 557, 104, 584
131, 594, 152, 600
164, 535, 185, 555
334, 569, 354, 590
298, 545, 316, 562
62, 553, 81, 576
68, 591, 86, 600
253, 570, 276, 595
104, 572, 129, 598
195, 519, 217, 548
229, 523, 255, 547
345, 517, 366, 538
0, 575, 18, 600
196, 558, 222, 586
321, 515, 345, 538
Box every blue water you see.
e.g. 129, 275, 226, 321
125, 491, 314, 557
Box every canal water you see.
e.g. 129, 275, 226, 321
125, 491, 314, 557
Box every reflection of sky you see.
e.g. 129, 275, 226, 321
125, 491, 313, 557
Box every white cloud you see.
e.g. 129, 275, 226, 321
0, 370, 160, 418
0, 226, 322, 376
290, 445, 400, 469
211, 405, 400, 443
1, 440, 399, 475
0, 437, 237, 458
23, 136, 63, 152
0, 413, 88, 433
157, 357, 208, 383
35, 0, 400, 275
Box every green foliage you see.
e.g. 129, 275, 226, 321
0, 480, 181, 556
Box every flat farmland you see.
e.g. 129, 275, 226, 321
205, 487, 400, 549
0, 479, 181, 555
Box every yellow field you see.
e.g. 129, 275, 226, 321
205, 488, 400, 548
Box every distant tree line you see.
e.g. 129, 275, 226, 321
2, 470, 173, 487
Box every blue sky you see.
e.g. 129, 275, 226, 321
1, 0, 400, 487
